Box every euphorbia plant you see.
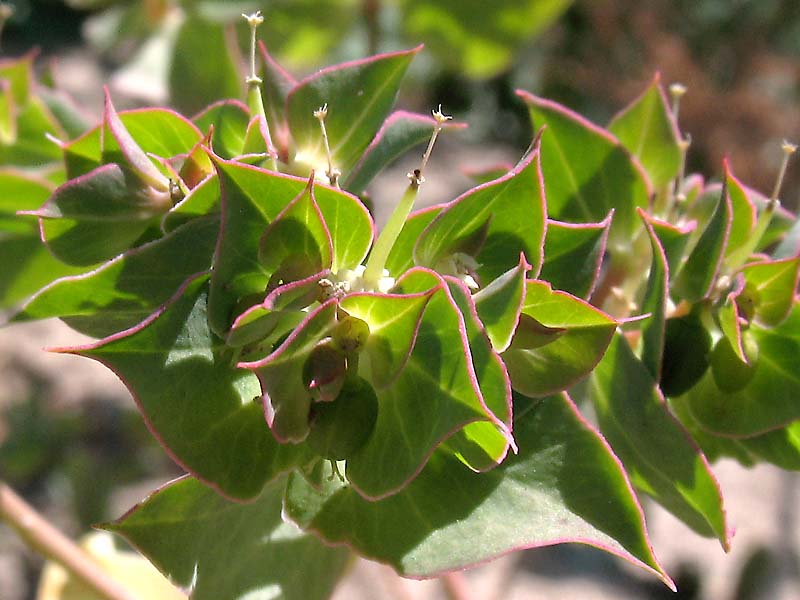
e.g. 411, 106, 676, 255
2, 11, 800, 600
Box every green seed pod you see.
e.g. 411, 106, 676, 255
307, 375, 378, 460
660, 313, 712, 397
302, 342, 347, 403
332, 314, 370, 354
710, 333, 759, 393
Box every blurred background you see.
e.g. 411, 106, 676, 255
1, 1, 798, 599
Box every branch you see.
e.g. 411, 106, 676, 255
0, 482, 139, 600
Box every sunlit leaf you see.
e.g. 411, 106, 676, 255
540, 216, 611, 299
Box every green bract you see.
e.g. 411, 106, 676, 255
2, 28, 799, 600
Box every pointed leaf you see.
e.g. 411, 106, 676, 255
503, 280, 617, 397
344, 268, 507, 499
241, 301, 339, 443
415, 147, 547, 281
344, 110, 466, 194
473, 255, 530, 352
639, 210, 670, 380
518, 91, 650, 245
61, 277, 312, 500
339, 290, 433, 389
0, 95, 64, 166
287, 47, 420, 176
642, 214, 694, 282
443, 277, 514, 471
15, 217, 218, 337
192, 100, 250, 160
285, 392, 673, 588
673, 178, 733, 302
209, 159, 373, 335
540, 216, 611, 299
608, 74, 682, 187
35, 163, 170, 266
103, 90, 170, 191
257, 43, 296, 158
107, 475, 350, 600
161, 173, 219, 232
723, 162, 757, 261
0, 51, 34, 105
587, 334, 730, 549
684, 302, 800, 437
258, 179, 332, 284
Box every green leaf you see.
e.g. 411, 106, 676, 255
400, 0, 574, 78
257, 43, 296, 158
14, 217, 218, 337
106, 475, 350, 600
660, 311, 712, 397
443, 278, 514, 471
608, 74, 682, 187
684, 302, 800, 437
642, 214, 694, 280
0, 51, 34, 105
344, 110, 465, 194
339, 290, 433, 388
34, 164, 169, 266
344, 268, 510, 498
415, 146, 547, 282
741, 257, 800, 327
587, 334, 730, 549
242, 301, 338, 443
257, 179, 333, 284
518, 91, 650, 246
63, 107, 204, 179
287, 47, 420, 176
723, 162, 757, 261
0, 171, 85, 306
639, 210, 670, 380
65, 276, 312, 500
502, 280, 617, 397
539, 216, 611, 299
285, 392, 673, 589
209, 159, 373, 335
161, 173, 220, 232
673, 178, 732, 302
0, 95, 64, 166
0, 81, 15, 145
193, 100, 250, 160
473, 255, 530, 352
168, 17, 242, 116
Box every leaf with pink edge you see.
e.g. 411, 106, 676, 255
161, 174, 219, 232
502, 280, 617, 397
61, 276, 313, 500
723, 162, 757, 262
540, 216, 611, 299
684, 302, 800, 437
257, 43, 296, 159
639, 210, 670, 380
287, 47, 420, 177
585, 334, 730, 548
442, 277, 514, 471
673, 178, 732, 302
208, 159, 372, 335
193, 100, 250, 160
414, 146, 546, 282
608, 74, 682, 188
518, 91, 650, 244
241, 301, 339, 443
472, 255, 530, 352
34, 163, 170, 266
285, 392, 673, 589
14, 216, 218, 337
739, 420, 800, 470
344, 110, 466, 194
105, 475, 350, 600
339, 290, 433, 389
344, 268, 508, 499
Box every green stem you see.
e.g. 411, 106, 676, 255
362, 179, 419, 288
0, 482, 138, 600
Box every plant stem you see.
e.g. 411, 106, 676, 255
0, 482, 138, 600
440, 572, 473, 600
